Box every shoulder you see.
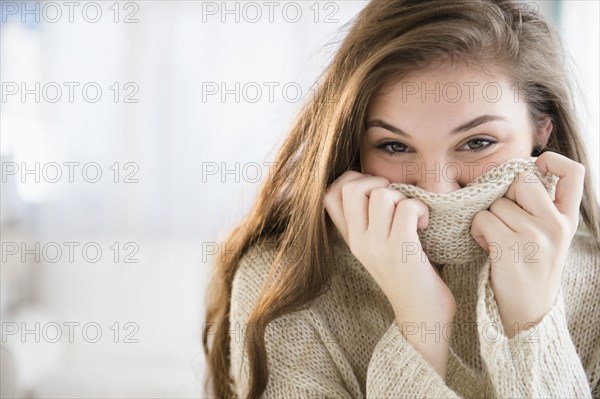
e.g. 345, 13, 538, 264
232, 238, 279, 289
231, 235, 384, 311
229, 235, 391, 338
230, 237, 332, 332
230, 238, 280, 323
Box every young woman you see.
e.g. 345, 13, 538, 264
203, 1, 600, 398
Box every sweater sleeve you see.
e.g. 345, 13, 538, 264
365, 320, 466, 398
476, 258, 594, 398
445, 346, 489, 398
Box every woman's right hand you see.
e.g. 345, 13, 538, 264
323, 170, 457, 377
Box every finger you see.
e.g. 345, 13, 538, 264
534, 152, 585, 225
504, 168, 556, 218
324, 171, 366, 240
368, 188, 408, 239
488, 197, 532, 233
389, 198, 429, 243
470, 210, 512, 251
342, 175, 391, 240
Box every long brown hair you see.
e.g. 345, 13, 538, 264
202, 1, 600, 397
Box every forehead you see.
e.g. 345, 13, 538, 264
368, 64, 525, 126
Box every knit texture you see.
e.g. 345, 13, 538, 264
229, 158, 600, 398
388, 157, 558, 265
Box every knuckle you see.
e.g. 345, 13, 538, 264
339, 170, 363, 181
541, 210, 569, 236
333, 170, 361, 187
369, 187, 388, 198
472, 210, 489, 224
371, 187, 397, 202
341, 180, 355, 198
323, 193, 334, 209
394, 199, 413, 212
546, 209, 563, 226
323, 189, 339, 206
387, 187, 408, 200
395, 198, 422, 213
373, 176, 391, 186
530, 231, 549, 248
554, 217, 572, 241
488, 201, 498, 214
489, 198, 503, 213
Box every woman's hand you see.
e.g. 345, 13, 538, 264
324, 170, 457, 377
470, 152, 584, 339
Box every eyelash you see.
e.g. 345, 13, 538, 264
375, 138, 498, 157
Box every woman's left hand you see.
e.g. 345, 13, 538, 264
470, 152, 585, 339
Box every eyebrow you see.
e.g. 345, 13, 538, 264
366, 114, 507, 137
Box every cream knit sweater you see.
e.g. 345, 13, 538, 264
229, 158, 600, 398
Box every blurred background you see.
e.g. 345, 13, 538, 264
0, 1, 598, 397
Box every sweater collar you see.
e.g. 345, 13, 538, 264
387, 157, 558, 266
